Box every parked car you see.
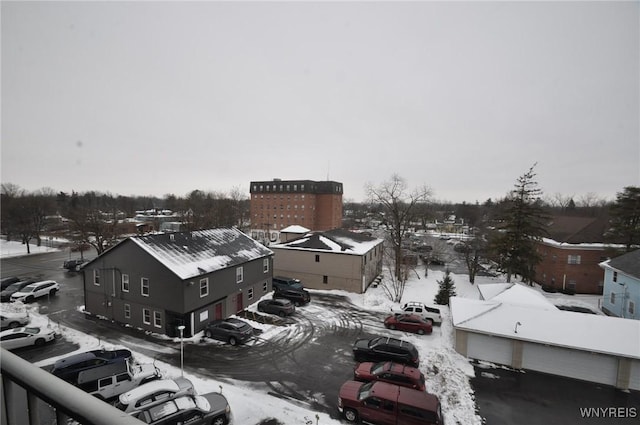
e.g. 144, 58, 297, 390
273, 288, 310, 306
395, 301, 442, 325
384, 314, 433, 335
51, 348, 133, 382
63, 258, 88, 271
204, 318, 254, 345
115, 377, 196, 413
338, 380, 443, 424
257, 298, 296, 317
132, 392, 231, 425
0, 310, 30, 329
0, 276, 21, 290
1, 279, 36, 302
353, 361, 426, 391
75, 358, 161, 400
10, 280, 60, 303
352, 336, 420, 367
0, 326, 57, 350
272, 276, 303, 291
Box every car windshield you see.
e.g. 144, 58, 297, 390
370, 362, 387, 375
6, 283, 24, 291
357, 382, 374, 401
21, 284, 37, 292
369, 337, 383, 347
19, 327, 39, 334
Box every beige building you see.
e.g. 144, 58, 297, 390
270, 228, 383, 294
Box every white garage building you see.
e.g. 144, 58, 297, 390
451, 284, 640, 390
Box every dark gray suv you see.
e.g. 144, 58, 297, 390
272, 276, 303, 291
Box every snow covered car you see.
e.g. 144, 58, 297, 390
0, 309, 30, 329
0, 326, 56, 350
115, 377, 196, 413
394, 301, 442, 325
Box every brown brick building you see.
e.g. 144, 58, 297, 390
249, 179, 343, 243
533, 216, 624, 294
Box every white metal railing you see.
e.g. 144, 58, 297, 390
0, 348, 144, 425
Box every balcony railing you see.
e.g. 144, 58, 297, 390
1, 348, 144, 425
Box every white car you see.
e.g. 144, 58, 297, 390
0, 326, 56, 349
395, 301, 442, 325
10, 280, 60, 303
115, 377, 196, 413
0, 310, 30, 329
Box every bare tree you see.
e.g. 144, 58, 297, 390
365, 174, 432, 282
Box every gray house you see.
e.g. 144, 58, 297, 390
83, 228, 273, 337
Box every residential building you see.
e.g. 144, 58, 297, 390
533, 215, 623, 294
249, 179, 343, 243
270, 228, 383, 293
451, 284, 640, 390
599, 249, 640, 320
82, 228, 273, 338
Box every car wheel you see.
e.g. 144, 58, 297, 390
205, 330, 213, 338
228, 337, 237, 346
211, 415, 228, 425
34, 338, 45, 346
25, 296, 34, 303
278, 311, 286, 317
417, 328, 425, 335
425, 318, 434, 326
8, 321, 20, 329
389, 324, 396, 330
258, 305, 263, 312
49, 289, 57, 297
344, 408, 359, 422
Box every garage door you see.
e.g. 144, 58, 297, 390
467, 333, 513, 366
522, 342, 618, 386
629, 360, 640, 391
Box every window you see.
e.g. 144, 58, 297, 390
613, 271, 618, 282
121, 274, 129, 292
323, 275, 328, 284
263, 258, 269, 273
315, 254, 320, 263
610, 292, 616, 304
199, 278, 209, 297
248, 288, 254, 300
629, 301, 635, 316
263, 282, 268, 292
124, 304, 131, 319
143, 308, 151, 324
567, 255, 581, 265
236, 267, 243, 283
98, 377, 112, 388
93, 270, 100, 285
141, 278, 149, 296
154, 311, 162, 328
116, 373, 130, 383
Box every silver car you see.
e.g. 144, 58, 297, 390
0, 310, 30, 329
116, 377, 195, 413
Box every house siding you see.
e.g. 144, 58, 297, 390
534, 242, 608, 294
601, 266, 640, 320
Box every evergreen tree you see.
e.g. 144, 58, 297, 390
434, 270, 457, 305
491, 164, 548, 283
608, 186, 640, 251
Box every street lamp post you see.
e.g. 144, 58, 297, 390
177, 325, 185, 377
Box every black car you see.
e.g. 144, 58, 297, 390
257, 299, 296, 317
50, 348, 133, 382
133, 392, 230, 425
63, 258, 88, 271
0, 277, 21, 290
271, 276, 303, 291
204, 318, 254, 346
273, 288, 310, 306
352, 336, 420, 367
0, 280, 36, 302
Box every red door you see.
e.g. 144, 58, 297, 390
214, 302, 223, 320
236, 294, 243, 312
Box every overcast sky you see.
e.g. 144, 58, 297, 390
2, 1, 638, 204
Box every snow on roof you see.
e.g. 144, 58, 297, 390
486, 283, 557, 310
540, 237, 625, 250
129, 228, 273, 280
477, 283, 512, 300
280, 225, 310, 234
451, 297, 640, 359
271, 228, 383, 255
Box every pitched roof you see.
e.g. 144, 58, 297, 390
451, 296, 640, 359
272, 228, 383, 255
128, 228, 272, 280
478, 283, 558, 310
280, 225, 310, 234
604, 249, 640, 279
544, 215, 608, 243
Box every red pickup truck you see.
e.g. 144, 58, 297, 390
338, 380, 443, 425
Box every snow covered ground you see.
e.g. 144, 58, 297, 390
1, 239, 604, 424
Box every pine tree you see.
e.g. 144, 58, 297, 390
608, 186, 640, 252
491, 164, 548, 283
434, 270, 457, 305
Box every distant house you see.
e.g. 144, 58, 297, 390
599, 249, 640, 320
83, 228, 273, 338
452, 284, 640, 390
270, 228, 384, 293
279, 225, 310, 243
533, 215, 624, 294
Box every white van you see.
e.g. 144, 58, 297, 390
76, 358, 161, 400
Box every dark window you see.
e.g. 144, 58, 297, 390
315, 255, 320, 262
323, 275, 328, 284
